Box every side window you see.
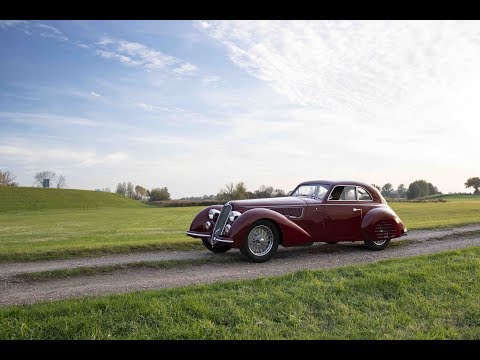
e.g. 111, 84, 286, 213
357, 187, 373, 201
328, 186, 357, 201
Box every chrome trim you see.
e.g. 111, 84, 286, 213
240, 205, 304, 219
214, 237, 234, 243
211, 203, 232, 244
186, 231, 211, 238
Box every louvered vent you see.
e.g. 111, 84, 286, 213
271, 207, 303, 218
375, 220, 396, 240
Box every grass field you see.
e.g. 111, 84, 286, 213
1, 247, 479, 339
0, 188, 479, 262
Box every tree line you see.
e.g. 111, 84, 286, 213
115, 182, 171, 201
373, 180, 441, 199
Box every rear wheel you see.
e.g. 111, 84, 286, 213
202, 238, 231, 253
364, 239, 390, 251
240, 220, 280, 263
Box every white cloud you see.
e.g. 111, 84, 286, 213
173, 63, 197, 75
201, 75, 221, 86
90, 91, 102, 97
0, 20, 28, 29
95, 37, 196, 74
199, 21, 480, 111
0, 112, 122, 129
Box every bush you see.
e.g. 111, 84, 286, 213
149, 187, 171, 201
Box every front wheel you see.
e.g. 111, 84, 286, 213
240, 220, 280, 263
364, 239, 390, 251
202, 238, 231, 253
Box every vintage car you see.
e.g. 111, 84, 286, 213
186, 180, 407, 262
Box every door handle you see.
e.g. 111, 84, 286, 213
353, 208, 361, 212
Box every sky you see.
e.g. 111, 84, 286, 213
0, 20, 479, 198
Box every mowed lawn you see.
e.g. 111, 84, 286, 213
1, 247, 479, 339
0, 187, 479, 262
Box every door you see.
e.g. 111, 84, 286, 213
324, 185, 363, 240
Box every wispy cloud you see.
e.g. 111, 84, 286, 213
90, 91, 102, 97
95, 37, 196, 74
198, 20, 480, 112
0, 112, 122, 129
201, 75, 221, 86
34, 23, 68, 41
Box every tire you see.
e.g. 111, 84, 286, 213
240, 220, 280, 263
202, 238, 231, 253
364, 238, 390, 251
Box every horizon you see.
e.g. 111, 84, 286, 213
1, 20, 479, 198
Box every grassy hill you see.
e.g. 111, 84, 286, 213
0, 187, 146, 212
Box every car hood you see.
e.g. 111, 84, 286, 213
229, 197, 307, 210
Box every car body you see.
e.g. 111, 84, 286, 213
186, 180, 407, 262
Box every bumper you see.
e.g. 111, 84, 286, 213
185, 231, 233, 243
401, 228, 408, 236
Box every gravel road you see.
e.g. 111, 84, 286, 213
1, 224, 480, 306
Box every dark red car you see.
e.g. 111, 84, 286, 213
186, 180, 407, 262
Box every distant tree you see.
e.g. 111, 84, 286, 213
149, 187, 171, 201
253, 185, 274, 198
217, 182, 249, 201
428, 182, 441, 196
135, 185, 148, 200
126, 182, 135, 198
0, 170, 18, 186
372, 184, 381, 191
406, 180, 440, 199
381, 183, 394, 198
101, 187, 111, 193
116, 182, 127, 196
397, 184, 407, 198
272, 189, 286, 197
56, 174, 67, 189
34, 170, 56, 188
465, 177, 480, 195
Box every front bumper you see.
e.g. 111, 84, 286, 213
402, 228, 408, 236
185, 231, 233, 243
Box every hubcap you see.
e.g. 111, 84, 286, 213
248, 225, 274, 257
373, 239, 387, 246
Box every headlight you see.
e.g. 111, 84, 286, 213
208, 209, 220, 220
228, 211, 241, 222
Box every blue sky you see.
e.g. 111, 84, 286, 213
1, 20, 479, 197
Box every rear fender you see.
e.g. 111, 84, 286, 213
228, 208, 310, 248
361, 207, 406, 240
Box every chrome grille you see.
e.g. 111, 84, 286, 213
375, 220, 396, 240
211, 203, 232, 242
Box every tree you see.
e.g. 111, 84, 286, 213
101, 187, 111, 193
116, 182, 127, 196
397, 184, 407, 198
465, 177, 480, 195
217, 182, 249, 201
272, 189, 286, 197
149, 187, 171, 201
253, 185, 274, 198
0, 170, 18, 186
372, 184, 381, 191
56, 174, 66, 188
381, 183, 394, 198
34, 170, 56, 188
406, 179, 440, 199
135, 185, 148, 200
126, 182, 135, 198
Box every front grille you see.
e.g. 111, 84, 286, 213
271, 207, 303, 218
212, 203, 232, 241
375, 220, 396, 240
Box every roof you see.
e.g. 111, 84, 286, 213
298, 180, 373, 188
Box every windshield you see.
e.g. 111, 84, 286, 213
291, 184, 330, 200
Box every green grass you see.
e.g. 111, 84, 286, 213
0, 187, 479, 263
1, 247, 479, 339
0, 186, 146, 212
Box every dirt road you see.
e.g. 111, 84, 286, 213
1, 224, 479, 306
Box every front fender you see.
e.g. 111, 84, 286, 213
189, 205, 223, 233
228, 208, 310, 248
361, 206, 406, 240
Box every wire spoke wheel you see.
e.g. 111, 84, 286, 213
247, 225, 274, 257
372, 239, 387, 246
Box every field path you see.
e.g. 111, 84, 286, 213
1, 224, 480, 306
